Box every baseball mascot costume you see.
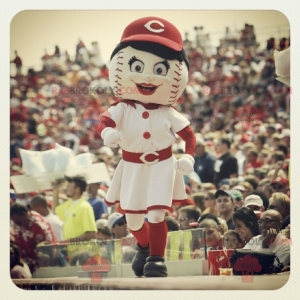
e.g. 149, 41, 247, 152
98, 17, 196, 277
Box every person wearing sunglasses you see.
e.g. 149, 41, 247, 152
178, 205, 201, 230
243, 210, 290, 266
108, 213, 129, 239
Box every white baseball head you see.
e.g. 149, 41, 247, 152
109, 17, 189, 105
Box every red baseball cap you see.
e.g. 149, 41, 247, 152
271, 177, 289, 187
121, 17, 183, 51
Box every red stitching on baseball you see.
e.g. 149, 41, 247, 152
174, 71, 181, 76
171, 90, 179, 94
172, 85, 179, 88
115, 51, 124, 99
173, 78, 181, 82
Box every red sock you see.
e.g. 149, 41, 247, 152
148, 220, 168, 257
130, 221, 149, 248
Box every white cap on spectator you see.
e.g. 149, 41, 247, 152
95, 219, 111, 235
281, 129, 290, 138
107, 213, 125, 231
244, 195, 263, 207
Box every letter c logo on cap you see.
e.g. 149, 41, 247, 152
144, 20, 165, 33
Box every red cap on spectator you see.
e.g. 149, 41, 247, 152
271, 177, 289, 187
240, 134, 249, 143
11, 158, 21, 165
121, 17, 183, 51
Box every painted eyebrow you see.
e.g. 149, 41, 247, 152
128, 56, 143, 66
155, 60, 170, 70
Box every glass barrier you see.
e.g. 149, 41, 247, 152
36, 228, 207, 269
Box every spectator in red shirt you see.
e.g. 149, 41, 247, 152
245, 149, 262, 171
10, 204, 53, 273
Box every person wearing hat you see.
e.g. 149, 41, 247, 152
271, 177, 289, 195
97, 17, 196, 277
95, 219, 112, 241
194, 137, 216, 183
230, 189, 244, 210
215, 190, 235, 230
244, 194, 265, 213
107, 213, 128, 239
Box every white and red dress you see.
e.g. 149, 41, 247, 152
98, 100, 195, 214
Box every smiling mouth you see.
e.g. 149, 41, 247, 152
134, 82, 161, 96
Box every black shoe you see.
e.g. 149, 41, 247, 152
143, 255, 168, 277
131, 244, 150, 277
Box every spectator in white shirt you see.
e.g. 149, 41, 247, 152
243, 210, 290, 266
30, 195, 64, 241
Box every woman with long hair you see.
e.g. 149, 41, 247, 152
233, 207, 260, 245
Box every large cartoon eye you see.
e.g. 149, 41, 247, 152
153, 61, 170, 76
131, 61, 144, 73
129, 56, 144, 73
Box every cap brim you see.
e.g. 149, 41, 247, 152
215, 190, 230, 198
122, 34, 182, 51
245, 202, 262, 207
113, 215, 126, 226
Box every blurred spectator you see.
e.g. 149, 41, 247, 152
230, 189, 244, 210
191, 192, 206, 212
245, 149, 263, 171
52, 176, 97, 241
222, 230, 242, 250
215, 189, 235, 230
244, 210, 290, 266
10, 51, 22, 75
10, 204, 53, 273
165, 216, 179, 232
86, 182, 108, 220
270, 177, 289, 195
10, 241, 31, 279
198, 218, 222, 250
95, 219, 112, 241
30, 195, 64, 241
202, 190, 218, 216
194, 138, 216, 183
214, 138, 238, 185
244, 194, 265, 212
178, 205, 201, 230
107, 213, 128, 239
233, 207, 260, 245
217, 217, 228, 235
268, 192, 290, 220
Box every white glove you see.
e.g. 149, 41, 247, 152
174, 154, 195, 175
101, 127, 122, 148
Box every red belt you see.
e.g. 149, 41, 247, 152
122, 147, 172, 165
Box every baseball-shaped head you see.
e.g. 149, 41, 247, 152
109, 17, 189, 105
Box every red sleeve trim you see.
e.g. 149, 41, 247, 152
176, 126, 196, 156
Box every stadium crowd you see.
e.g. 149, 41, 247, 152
10, 24, 290, 278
